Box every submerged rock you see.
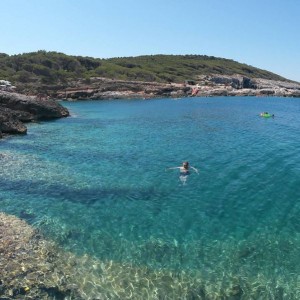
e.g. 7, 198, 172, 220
0, 91, 69, 138
0, 212, 299, 299
0, 213, 81, 299
0, 213, 206, 299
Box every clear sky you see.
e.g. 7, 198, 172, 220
1, 0, 300, 81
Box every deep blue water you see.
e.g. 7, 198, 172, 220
1, 96, 300, 278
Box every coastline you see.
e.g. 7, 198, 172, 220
2, 76, 299, 139
50, 75, 300, 101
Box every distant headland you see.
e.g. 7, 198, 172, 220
0, 51, 299, 100
1, 51, 300, 138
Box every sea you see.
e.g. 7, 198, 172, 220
1, 96, 300, 298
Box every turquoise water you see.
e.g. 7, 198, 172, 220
1, 97, 300, 290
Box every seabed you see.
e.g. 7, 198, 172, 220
1, 213, 300, 299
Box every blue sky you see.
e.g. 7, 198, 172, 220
1, 0, 300, 81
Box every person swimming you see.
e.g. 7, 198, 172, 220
167, 161, 199, 185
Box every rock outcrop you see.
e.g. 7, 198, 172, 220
0, 91, 69, 138
192, 75, 300, 97
53, 78, 190, 100
50, 76, 300, 101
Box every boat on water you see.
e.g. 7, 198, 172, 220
260, 112, 274, 118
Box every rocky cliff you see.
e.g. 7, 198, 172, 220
50, 76, 300, 100
0, 91, 69, 138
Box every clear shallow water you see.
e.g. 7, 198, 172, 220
1, 97, 300, 289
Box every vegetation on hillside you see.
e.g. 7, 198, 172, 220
0, 51, 287, 88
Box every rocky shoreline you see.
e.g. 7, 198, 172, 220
1, 74, 299, 138
0, 91, 69, 139
52, 75, 300, 100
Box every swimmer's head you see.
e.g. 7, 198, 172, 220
183, 161, 189, 169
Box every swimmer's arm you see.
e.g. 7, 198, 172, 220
166, 166, 180, 171
190, 166, 199, 174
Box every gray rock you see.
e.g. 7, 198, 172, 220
0, 91, 69, 120
0, 108, 27, 134
208, 75, 257, 89
0, 91, 69, 138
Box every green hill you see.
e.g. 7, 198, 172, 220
0, 51, 288, 89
